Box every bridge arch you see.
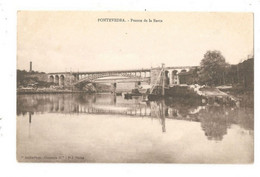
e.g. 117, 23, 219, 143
74, 72, 148, 86
49, 75, 54, 83
172, 70, 179, 85
165, 70, 170, 86
60, 75, 65, 86
55, 75, 59, 85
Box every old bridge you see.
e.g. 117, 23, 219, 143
48, 66, 197, 90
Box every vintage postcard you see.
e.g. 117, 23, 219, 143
17, 11, 254, 163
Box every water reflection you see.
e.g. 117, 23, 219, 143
17, 93, 253, 141
29, 112, 32, 123
199, 106, 230, 141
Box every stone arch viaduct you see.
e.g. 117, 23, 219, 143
47, 66, 197, 88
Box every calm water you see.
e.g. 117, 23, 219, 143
17, 93, 254, 163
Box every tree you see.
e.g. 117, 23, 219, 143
199, 50, 229, 86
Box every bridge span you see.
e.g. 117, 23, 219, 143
47, 66, 197, 90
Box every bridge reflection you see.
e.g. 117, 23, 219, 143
17, 94, 202, 121
17, 93, 253, 140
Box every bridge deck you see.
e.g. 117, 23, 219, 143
48, 66, 198, 75
49, 68, 150, 75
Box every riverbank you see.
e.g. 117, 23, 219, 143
218, 86, 254, 107
17, 85, 252, 107
163, 85, 239, 106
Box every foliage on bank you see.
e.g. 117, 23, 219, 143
17, 69, 52, 88
196, 50, 253, 90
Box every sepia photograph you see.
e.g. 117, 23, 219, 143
16, 11, 254, 163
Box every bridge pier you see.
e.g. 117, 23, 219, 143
92, 83, 97, 92
111, 83, 117, 95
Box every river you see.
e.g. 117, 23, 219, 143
17, 93, 254, 163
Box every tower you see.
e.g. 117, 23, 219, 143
30, 61, 32, 72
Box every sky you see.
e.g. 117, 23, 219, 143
17, 11, 253, 73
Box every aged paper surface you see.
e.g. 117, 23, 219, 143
0, 0, 258, 175
16, 11, 254, 163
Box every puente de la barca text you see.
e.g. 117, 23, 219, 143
47, 66, 197, 90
